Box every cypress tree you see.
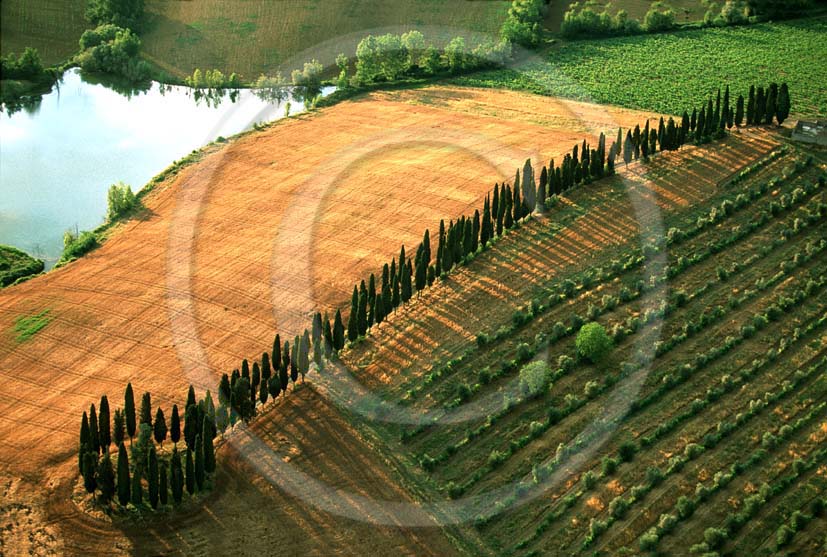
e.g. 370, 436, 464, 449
633, 125, 641, 160
272, 334, 281, 375
268, 375, 281, 401
240, 360, 250, 383
746, 85, 756, 125
97, 450, 115, 504
148, 446, 159, 509
131, 466, 142, 506
623, 131, 633, 166
99, 395, 111, 451
504, 187, 513, 229
375, 293, 386, 323
697, 106, 706, 141
777, 83, 790, 125
299, 329, 311, 379
259, 378, 268, 405
367, 274, 376, 327
472, 210, 480, 252
427, 265, 435, 287
704, 98, 715, 137
496, 185, 505, 236
401, 259, 412, 302
153, 407, 167, 446
218, 373, 231, 406
171, 448, 183, 504
512, 182, 522, 220
170, 404, 181, 447
89, 404, 100, 455
690, 108, 697, 133
713, 88, 721, 128
117, 443, 130, 506
281, 340, 290, 389
251, 362, 260, 403
658, 116, 666, 149
536, 175, 546, 212
185, 447, 195, 495
333, 310, 345, 351
194, 435, 205, 491
641, 120, 650, 159
735, 94, 745, 126
203, 421, 215, 474
139, 392, 152, 428
290, 335, 299, 384
83, 451, 97, 494
756, 86, 766, 125
415, 254, 426, 293
113, 408, 125, 449
159, 460, 168, 506
125, 383, 136, 443
357, 282, 368, 336
184, 405, 197, 450
392, 267, 401, 307
347, 286, 358, 342
423, 229, 431, 268
462, 218, 472, 257
312, 312, 323, 347
80, 412, 91, 474
322, 314, 333, 356
261, 352, 271, 384
491, 187, 499, 234
722, 85, 731, 129
765, 82, 778, 125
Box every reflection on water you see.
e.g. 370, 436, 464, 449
0, 68, 332, 268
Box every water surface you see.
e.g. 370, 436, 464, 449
0, 69, 330, 267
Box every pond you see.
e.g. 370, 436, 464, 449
0, 68, 332, 268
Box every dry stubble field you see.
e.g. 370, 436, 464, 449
0, 86, 658, 555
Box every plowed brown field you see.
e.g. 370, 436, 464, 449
0, 87, 659, 554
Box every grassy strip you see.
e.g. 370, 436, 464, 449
13, 309, 51, 342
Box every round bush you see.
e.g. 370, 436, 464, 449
518, 360, 552, 397
576, 322, 613, 363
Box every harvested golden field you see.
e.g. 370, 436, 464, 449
0, 86, 657, 553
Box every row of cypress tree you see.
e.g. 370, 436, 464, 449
78, 383, 216, 510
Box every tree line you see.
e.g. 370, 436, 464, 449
74, 82, 790, 513
78, 383, 216, 510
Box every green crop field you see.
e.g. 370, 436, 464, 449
455, 18, 827, 118
341, 131, 827, 556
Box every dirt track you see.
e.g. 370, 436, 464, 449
0, 87, 659, 554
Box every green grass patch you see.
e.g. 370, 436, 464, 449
14, 309, 51, 342
453, 18, 827, 118
0, 245, 44, 287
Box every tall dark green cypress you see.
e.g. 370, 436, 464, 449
170, 404, 181, 446
80, 412, 91, 474
375, 292, 386, 323
117, 443, 130, 505
272, 334, 281, 376
401, 261, 412, 302
472, 210, 480, 252
735, 94, 745, 126
89, 404, 100, 455
462, 218, 473, 257
159, 460, 168, 506
504, 186, 514, 228
185, 447, 195, 495
746, 85, 756, 125
98, 395, 111, 451
251, 362, 260, 404
268, 375, 281, 401
203, 420, 215, 473
299, 329, 311, 380
496, 185, 505, 236
322, 314, 333, 355
281, 340, 290, 390
194, 435, 205, 491
113, 408, 125, 448
97, 450, 115, 504
184, 405, 198, 450
623, 131, 633, 165
704, 98, 714, 137
131, 465, 142, 506
148, 446, 159, 509
139, 392, 152, 428
755, 86, 766, 125
171, 448, 183, 504
261, 352, 272, 384
765, 82, 778, 125
491, 187, 500, 233
259, 377, 268, 405
357, 281, 368, 336
82, 451, 97, 494
481, 196, 492, 246
124, 382, 136, 443
290, 335, 299, 383
332, 310, 345, 351
311, 312, 323, 348
367, 274, 376, 327
776, 83, 790, 125
153, 407, 167, 446
347, 285, 359, 342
